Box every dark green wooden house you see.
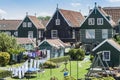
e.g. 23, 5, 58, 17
92, 39, 120, 67
38, 39, 70, 59
18, 15, 45, 42
80, 3, 115, 51
0, 19, 21, 37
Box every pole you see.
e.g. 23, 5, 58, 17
70, 58, 71, 76
77, 59, 78, 80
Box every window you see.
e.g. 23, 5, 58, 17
23, 22, 27, 27
97, 18, 103, 25
39, 31, 43, 38
28, 22, 32, 27
88, 18, 95, 25
5, 31, 11, 36
55, 19, 60, 25
103, 51, 110, 61
14, 31, 18, 36
72, 30, 75, 39
102, 29, 108, 39
86, 29, 95, 39
28, 31, 33, 38
51, 30, 58, 38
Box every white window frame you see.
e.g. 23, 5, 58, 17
14, 31, 18, 36
86, 29, 95, 39
28, 22, 32, 27
102, 29, 108, 39
72, 29, 75, 39
23, 22, 27, 27
103, 51, 110, 61
28, 31, 33, 38
97, 18, 103, 25
55, 19, 60, 25
51, 30, 58, 38
39, 31, 43, 38
88, 18, 95, 25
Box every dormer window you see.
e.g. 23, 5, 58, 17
97, 18, 103, 25
23, 22, 27, 27
88, 18, 95, 25
28, 22, 32, 27
55, 19, 60, 25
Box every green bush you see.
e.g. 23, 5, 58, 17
0, 70, 12, 78
90, 54, 94, 62
43, 61, 57, 68
64, 76, 76, 80
0, 52, 10, 66
49, 56, 70, 63
68, 48, 85, 60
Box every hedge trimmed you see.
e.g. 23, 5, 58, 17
48, 56, 70, 63
0, 70, 12, 79
43, 61, 57, 68
0, 52, 10, 66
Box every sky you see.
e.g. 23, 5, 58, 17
0, 0, 120, 19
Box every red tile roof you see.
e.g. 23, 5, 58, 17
59, 9, 85, 27
103, 7, 120, 24
28, 16, 45, 29
98, 7, 116, 26
16, 38, 36, 45
0, 20, 21, 30
40, 39, 70, 49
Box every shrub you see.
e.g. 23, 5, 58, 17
68, 48, 85, 60
43, 61, 57, 68
0, 52, 10, 66
49, 56, 70, 63
50, 76, 58, 80
0, 70, 12, 78
90, 54, 94, 62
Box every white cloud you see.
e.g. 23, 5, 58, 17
108, 0, 120, 2
38, 12, 52, 17
71, 2, 81, 7
0, 9, 7, 15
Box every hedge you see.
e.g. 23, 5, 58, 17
43, 61, 57, 68
48, 56, 70, 63
0, 52, 10, 66
0, 70, 12, 79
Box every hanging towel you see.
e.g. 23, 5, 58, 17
34, 60, 37, 68
30, 59, 33, 68
18, 67, 22, 79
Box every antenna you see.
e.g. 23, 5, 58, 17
95, 2, 97, 14
95, 2, 97, 7
35, 13, 37, 17
56, 3, 59, 19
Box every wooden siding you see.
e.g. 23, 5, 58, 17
93, 42, 120, 67
80, 29, 113, 44
46, 10, 79, 42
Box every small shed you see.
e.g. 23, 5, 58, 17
38, 39, 70, 59
92, 39, 120, 67
16, 38, 36, 51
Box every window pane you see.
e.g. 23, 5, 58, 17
23, 22, 26, 27
28, 31, 33, 38
86, 29, 95, 39
88, 18, 95, 25
97, 18, 103, 25
102, 29, 108, 39
28, 22, 32, 27
103, 51, 110, 61
56, 19, 60, 25
51, 30, 58, 38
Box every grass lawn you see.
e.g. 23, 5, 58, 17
6, 59, 91, 80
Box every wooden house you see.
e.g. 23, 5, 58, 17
38, 39, 70, 59
103, 7, 120, 34
92, 39, 120, 67
0, 19, 21, 37
16, 38, 36, 51
46, 8, 84, 42
17, 15, 45, 43
80, 3, 115, 52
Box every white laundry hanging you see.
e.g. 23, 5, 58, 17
30, 59, 33, 68
18, 67, 22, 79
34, 60, 37, 68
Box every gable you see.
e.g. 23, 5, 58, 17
80, 7, 113, 29
46, 9, 69, 30
39, 41, 52, 48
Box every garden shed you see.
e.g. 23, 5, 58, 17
92, 39, 120, 67
38, 39, 70, 59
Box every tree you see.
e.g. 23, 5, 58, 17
37, 16, 51, 21
0, 32, 25, 53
